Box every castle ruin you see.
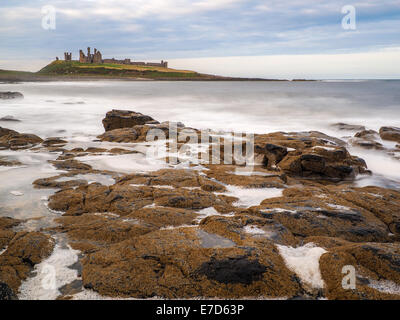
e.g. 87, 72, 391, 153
64, 52, 72, 61
79, 47, 103, 64
61, 47, 168, 68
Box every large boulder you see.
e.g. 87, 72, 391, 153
253, 131, 366, 181
379, 127, 400, 143
102, 109, 158, 131
278, 146, 367, 181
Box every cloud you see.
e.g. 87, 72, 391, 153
0, 0, 399, 77
169, 48, 400, 79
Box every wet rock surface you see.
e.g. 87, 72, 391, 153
331, 123, 366, 132
102, 109, 158, 131
253, 131, 368, 181
1, 109, 400, 300
0, 217, 55, 298
0, 127, 43, 150
319, 242, 400, 299
380, 126, 400, 143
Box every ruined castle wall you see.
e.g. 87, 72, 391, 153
76, 47, 166, 67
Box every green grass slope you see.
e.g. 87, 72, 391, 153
37, 60, 216, 80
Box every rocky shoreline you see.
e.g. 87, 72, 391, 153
1, 109, 400, 300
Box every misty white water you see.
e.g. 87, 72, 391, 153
1, 80, 400, 222
1, 80, 400, 137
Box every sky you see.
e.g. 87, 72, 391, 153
0, 0, 399, 79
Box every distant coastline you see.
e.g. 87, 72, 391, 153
0, 61, 316, 82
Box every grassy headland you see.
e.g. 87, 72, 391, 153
37, 60, 210, 80
0, 60, 289, 81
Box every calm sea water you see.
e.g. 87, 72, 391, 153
0, 80, 399, 138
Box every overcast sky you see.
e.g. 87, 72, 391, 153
0, 0, 399, 78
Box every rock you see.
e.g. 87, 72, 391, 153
0, 230, 55, 294
98, 124, 172, 143
331, 123, 366, 131
102, 109, 158, 131
160, 121, 185, 128
0, 127, 43, 150
0, 217, 20, 230
200, 214, 298, 246
79, 227, 302, 298
0, 92, 23, 100
54, 213, 158, 245
50, 160, 92, 172
349, 130, 384, 150
196, 256, 267, 285
279, 146, 366, 180
379, 126, 400, 143
0, 127, 17, 137
98, 128, 138, 143
0, 282, 17, 300
319, 242, 400, 299
351, 139, 384, 150
255, 143, 288, 169
47, 171, 232, 216
0, 157, 22, 167
355, 130, 378, 139
0, 116, 21, 122
5, 232, 55, 266
33, 175, 88, 189
252, 131, 365, 181
250, 184, 400, 242
338, 186, 400, 237
300, 154, 326, 173
0, 217, 19, 250
203, 165, 285, 189
42, 137, 68, 147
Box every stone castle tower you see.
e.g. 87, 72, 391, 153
79, 47, 102, 63
64, 52, 72, 61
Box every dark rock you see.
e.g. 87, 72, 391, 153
256, 143, 288, 169
300, 154, 326, 173
0, 116, 21, 122
0, 92, 23, 100
379, 126, 400, 143
196, 256, 267, 285
0, 282, 17, 300
332, 123, 366, 131
102, 109, 158, 131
